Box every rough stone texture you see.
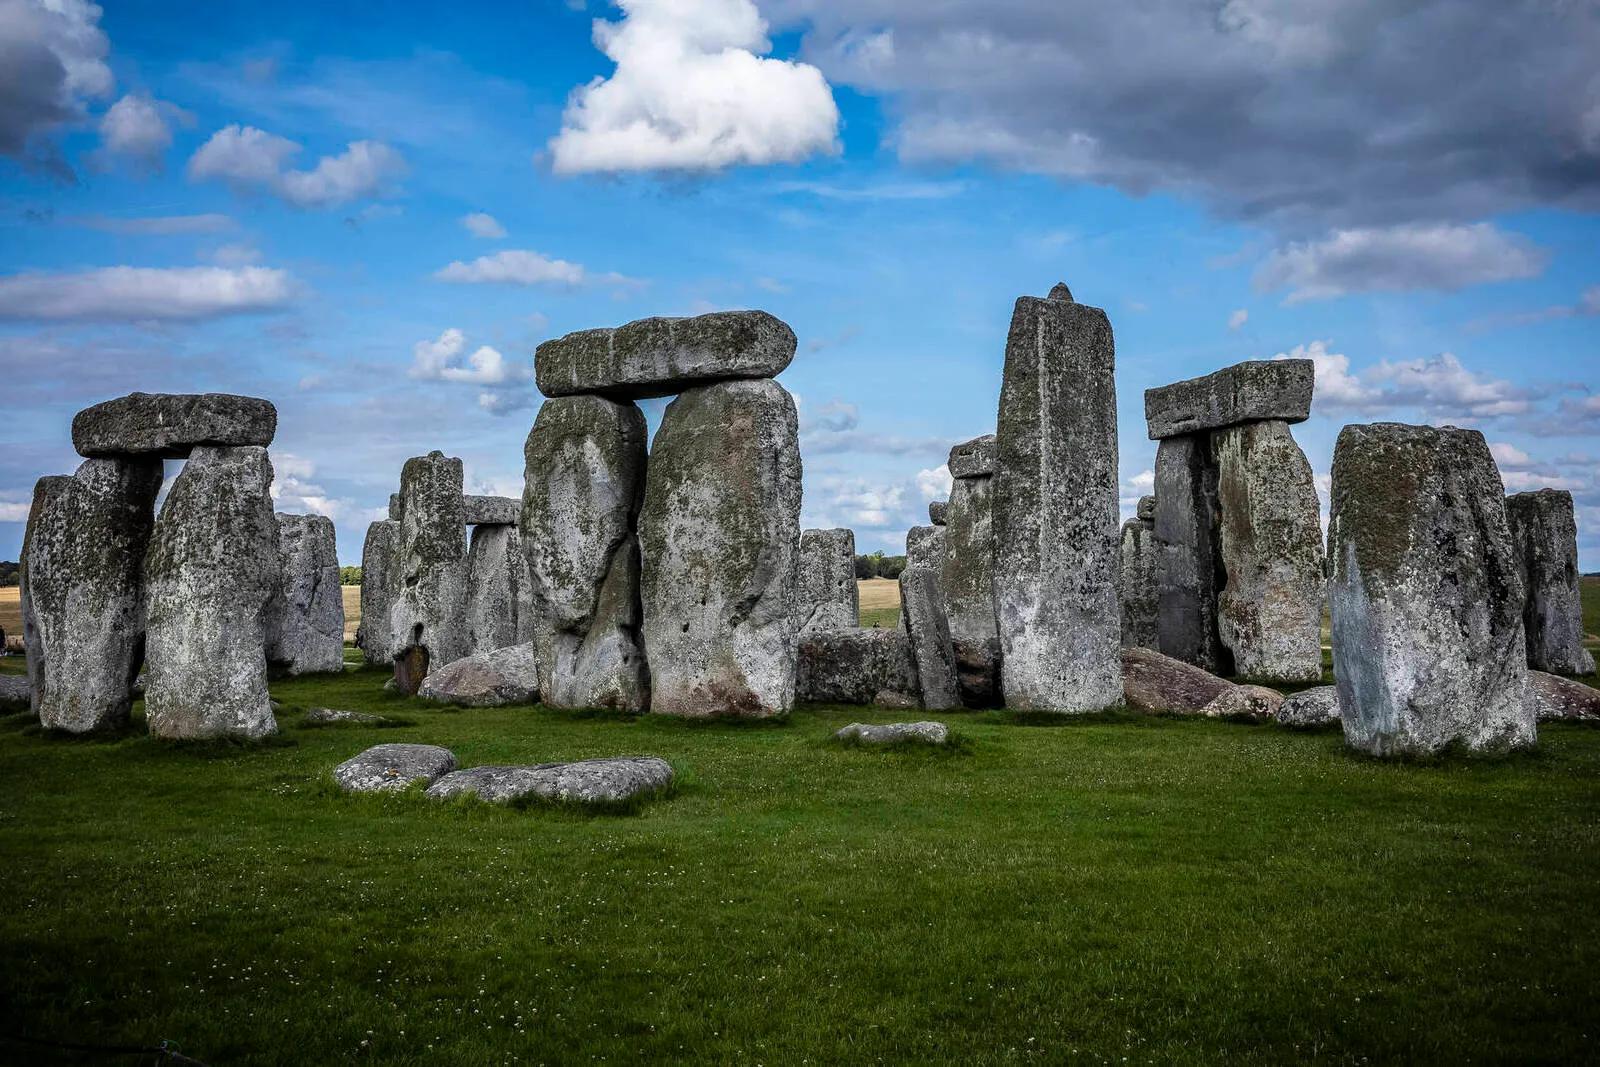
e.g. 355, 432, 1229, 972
393, 645, 430, 697
899, 566, 960, 710
834, 721, 950, 745
1201, 683, 1284, 720
1213, 420, 1325, 682
1119, 514, 1158, 650
465, 523, 537, 655
1153, 434, 1232, 674
265, 513, 344, 676
640, 379, 802, 717
1120, 647, 1234, 713
928, 500, 949, 526
1506, 490, 1595, 676
522, 395, 650, 711
304, 707, 391, 726
356, 520, 401, 665
1137, 495, 1156, 522
794, 528, 858, 634
72, 392, 277, 458
905, 525, 946, 572
993, 285, 1122, 712
941, 472, 1000, 707
389, 451, 469, 683
1329, 423, 1535, 756
1277, 686, 1342, 727
796, 628, 919, 707
464, 495, 520, 526
416, 643, 541, 707
1528, 670, 1600, 722
948, 434, 997, 479
333, 743, 457, 793
20, 457, 162, 733
1143, 359, 1314, 440
144, 446, 279, 740
388, 494, 402, 521
536, 310, 796, 401
426, 756, 674, 806
0, 674, 32, 709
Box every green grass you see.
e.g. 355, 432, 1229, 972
858, 606, 901, 629
1581, 575, 1599, 649
3, 664, 1600, 1064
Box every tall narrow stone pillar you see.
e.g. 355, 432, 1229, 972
1506, 489, 1595, 676
389, 451, 469, 691
356, 519, 401, 665
1120, 495, 1158, 650
465, 522, 537, 655
265, 513, 345, 675
942, 433, 1000, 706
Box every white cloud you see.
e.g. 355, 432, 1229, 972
915, 464, 952, 501
1489, 442, 1534, 469
1273, 340, 1375, 409
461, 212, 506, 239
0, 500, 30, 523
0, 0, 112, 171
96, 93, 183, 168
0, 265, 295, 321
548, 0, 839, 174
1228, 308, 1248, 330
270, 453, 348, 520
1274, 341, 1531, 420
187, 125, 405, 208
433, 249, 632, 289
408, 328, 525, 386
278, 140, 405, 208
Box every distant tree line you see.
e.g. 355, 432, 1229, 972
854, 553, 907, 580
0, 561, 18, 587
339, 566, 362, 586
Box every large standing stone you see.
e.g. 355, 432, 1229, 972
1506, 490, 1595, 676
1213, 420, 1325, 682
536, 311, 796, 401
1143, 359, 1314, 440
899, 566, 960, 710
265, 513, 345, 675
20, 457, 162, 732
1153, 435, 1231, 674
640, 379, 802, 717
356, 520, 400, 665
993, 283, 1122, 712
388, 451, 469, 691
1328, 423, 1535, 756
796, 628, 919, 707
144, 446, 279, 740
905, 525, 945, 572
522, 395, 651, 711
794, 528, 858, 633
1120, 499, 1158, 650
942, 450, 1000, 707
465, 523, 537, 654
72, 392, 277, 458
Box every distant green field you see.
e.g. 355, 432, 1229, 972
1581, 576, 1599, 649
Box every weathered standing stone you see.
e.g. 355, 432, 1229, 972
522, 395, 650, 711
144, 446, 279, 740
1153, 435, 1232, 674
640, 379, 802, 717
942, 460, 1000, 707
1506, 490, 1595, 676
388, 451, 469, 692
905, 525, 946, 572
899, 566, 960, 710
72, 392, 277, 458
928, 500, 949, 526
333, 743, 457, 793
993, 284, 1121, 712
265, 513, 345, 676
794, 528, 858, 634
20, 458, 162, 732
834, 721, 949, 746
947, 434, 996, 479
796, 628, 919, 707
356, 520, 401, 665
1328, 423, 1535, 756
536, 310, 796, 401
1120, 499, 1158, 650
416, 643, 540, 707
463, 495, 520, 526
465, 523, 537, 654
1213, 420, 1325, 682
1143, 359, 1314, 440
425, 756, 673, 806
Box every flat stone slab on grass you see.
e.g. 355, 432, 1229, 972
0, 675, 30, 709
425, 756, 674, 806
333, 743, 457, 793
1529, 670, 1600, 722
416, 644, 540, 707
72, 391, 277, 458
305, 707, 392, 726
834, 721, 950, 746
1120, 647, 1232, 712
1143, 359, 1314, 440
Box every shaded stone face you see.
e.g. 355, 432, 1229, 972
796, 628, 920, 707
1119, 515, 1158, 650
1143, 359, 1314, 440
1328, 422, 1535, 756
1136, 495, 1156, 522
1505, 489, 1595, 676
993, 286, 1122, 712
535, 310, 797, 401
356, 520, 401, 665
639, 379, 801, 717
521, 395, 650, 711
947, 434, 997, 479
1153, 434, 1232, 675
941, 472, 999, 707
72, 392, 277, 458
463, 495, 520, 527
265, 513, 345, 676
928, 500, 949, 526
905, 525, 945, 572
465, 524, 537, 656
390, 451, 469, 675
387, 494, 402, 521
143, 445, 279, 740
416, 643, 540, 707
899, 565, 960, 710
21, 457, 162, 733
795, 528, 859, 634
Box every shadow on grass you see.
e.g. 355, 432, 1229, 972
985, 706, 1172, 728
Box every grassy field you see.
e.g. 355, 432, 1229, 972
858, 577, 901, 629
0, 585, 17, 639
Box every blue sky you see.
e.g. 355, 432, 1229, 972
3, 0, 1598, 567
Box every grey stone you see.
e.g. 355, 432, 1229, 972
899, 566, 960, 710
333, 743, 457, 793
0, 674, 32, 709
993, 284, 1122, 712
425, 756, 674, 806
905, 525, 945, 572
72, 391, 277, 458
1328, 423, 1535, 756
1143, 359, 1314, 440
796, 628, 920, 707
640, 379, 802, 717
463, 494, 520, 526
928, 500, 949, 526
265, 513, 345, 676
1506, 490, 1595, 676
1277, 686, 1341, 727
1528, 670, 1600, 722
144, 446, 279, 740
21, 457, 162, 732
387, 493, 402, 521
948, 434, 996, 479
522, 395, 650, 711
536, 310, 796, 401
1153, 434, 1231, 674
1201, 683, 1284, 720
465, 523, 537, 655
1136, 495, 1156, 522
1120, 514, 1158, 650
417, 643, 541, 707
941, 471, 1000, 707
1120, 647, 1232, 713
1213, 420, 1325, 682
304, 707, 391, 726
389, 451, 469, 692
356, 520, 401, 665
834, 720, 949, 745
795, 528, 858, 634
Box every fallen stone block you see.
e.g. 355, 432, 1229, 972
463, 495, 520, 526
334, 743, 457, 793
416, 643, 541, 707
425, 756, 674, 806
304, 708, 392, 726
1528, 670, 1600, 722
834, 721, 949, 746
797, 628, 920, 707
1201, 683, 1284, 720
72, 391, 277, 458
1276, 686, 1341, 727
1143, 359, 1314, 440
1120, 646, 1232, 713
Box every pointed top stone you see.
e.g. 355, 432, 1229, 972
1048, 282, 1074, 302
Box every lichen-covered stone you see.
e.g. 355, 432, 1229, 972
794, 528, 858, 634
72, 391, 277, 458
899, 566, 960, 710
1120, 514, 1158, 650
834, 721, 949, 745
465, 523, 537, 655
389, 451, 469, 688
928, 500, 948, 526
463, 495, 520, 526
536, 310, 796, 401
304, 707, 391, 726
333, 743, 457, 793
265, 513, 345, 676
1120, 647, 1232, 713
948, 434, 996, 479
640, 379, 801, 717
388, 493, 402, 521
1143, 359, 1314, 440
1153, 434, 1231, 674
356, 520, 401, 665
1528, 670, 1600, 722
796, 628, 919, 707
522, 395, 649, 711
1136, 495, 1156, 522
1328, 423, 1535, 756
144, 446, 279, 740
993, 284, 1121, 712
941, 471, 999, 707
905, 525, 945, 572
425, 756, 674, 806
1213, 420, 1325, 682
1200, 683, 1284, 720
1506, 490, 1595, 676
1277, 686, 1341, 727
20, 458, 161, 732
416, 643, 540, 707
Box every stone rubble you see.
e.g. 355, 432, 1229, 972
416, 643, 541, 707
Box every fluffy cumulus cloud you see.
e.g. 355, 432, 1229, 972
461, 212, 506, 239
187, 125, 405, 208
549, 0, 839, 173
408, 328, 533, 415
433, 249, 636, 290
269, 453, 349, 520
0, 0, 112, 173
0, 265, 295, 321
915, 464, 951, 501
96, 93, 186, 168
1228, 308, 1248, 331
1275, 341, 1535, 420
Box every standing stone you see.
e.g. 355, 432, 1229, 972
899, 565, 960, 710
387, 494, 402, 521
1143, 359, 1314, 440
144, 446, 279, 740
1213, 421, 1325, 682
640, 379, 801, 717
389, 451, 469, 693
1506, 490, 1595, 676
71, 391, 278, 458
1153, 435, 1231, 674
265, 513, 345, 675
1120, 496, 1158, 650
992, 283, 1121, 712
796, 629, 919, 707
942, 441, 1000, 707
466, 523, 537, 655
905, 525, 945, 572
522, 395, 649, 711
795, 528, 859, 633
356, 520, 400, 665
1328, 423, 1535, 756
20, 457, 162, 732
